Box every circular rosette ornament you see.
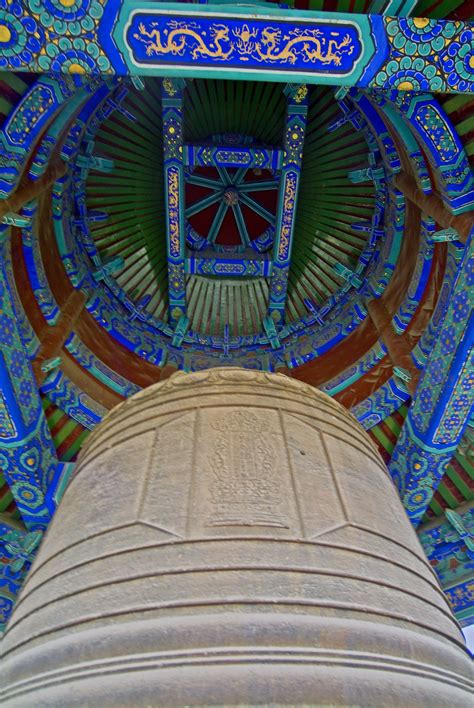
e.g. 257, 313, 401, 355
409, 454, 430, 481
386, 17, 456, 56
439, 28, 474, 92
0, 5, 44, 69
37, 36, 111, 73
28, 0, 104, 36
406, 486, 431, 513
11, 481, 45, 510
397, 17, 446, 43
375, 56, 446, 91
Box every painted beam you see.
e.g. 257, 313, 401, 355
366, 297, 419, 395
184, 145, 283, 170
0, 514, 28, 634
418, 502, 474, 628
0, 4, 472, 93
232, 203, 251, 249
162, 78, 187, 325
32, 289, 87, 386
0, 237, 58, 530
186, 253, 272, 277
0, 161, 67, 220
208, 202, 228, 246
0, 458, 75, 633
375, 92, 474, 214
0, 75, 100, 200
185, 191, 223, 219
390, 230, 474, 526
393, 173, 474, 245
268, 84, 308, 326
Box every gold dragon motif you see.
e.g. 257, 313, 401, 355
135, 21, 234, 60
167, 168, 181, 257
256, 28, 354, 66
133, 19, 355, 68
278, 175, 297, 259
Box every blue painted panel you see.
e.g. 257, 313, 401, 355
125, 12, 363, 76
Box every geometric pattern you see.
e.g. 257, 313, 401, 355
389, 232, 474, 525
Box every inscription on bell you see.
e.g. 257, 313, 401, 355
206, 410, 291, 529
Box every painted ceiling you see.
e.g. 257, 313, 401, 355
0, 0, 473, 633
87, 79, 374, 335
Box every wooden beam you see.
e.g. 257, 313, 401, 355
366, 297, 419, 396
0, 160, 67, 220
32, 289, 87, 386
393, 173, 474, 245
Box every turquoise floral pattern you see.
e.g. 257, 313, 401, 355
439, 29, 474, 92
0, 2, 472, 91
0, 0, 110, 73
375, 18, 474, 93
30, 0, 102, 33
0, 3, 45, 69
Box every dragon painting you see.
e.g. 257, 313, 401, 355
132, 18, 355, 69
255, 28, 354, 65
134, 21, 234, 60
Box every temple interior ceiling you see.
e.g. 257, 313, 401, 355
0, 0, 472, 637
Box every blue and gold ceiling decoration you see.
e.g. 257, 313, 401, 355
0, 0, 473, 634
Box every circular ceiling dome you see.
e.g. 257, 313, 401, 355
85, 80, 374, 339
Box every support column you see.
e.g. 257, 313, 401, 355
162, 78, 187, 325
1, 369, 471, 705
268, 84, 308, 326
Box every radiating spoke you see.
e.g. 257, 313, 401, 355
232, 203, 251, 248
216, 166, 232, 185
185, 190, 223, 218
239, 193, 275, 225
208, 201, 229, 244
186, 174, 222, 190
232, 167, 248, 186
239, 179, 280, 193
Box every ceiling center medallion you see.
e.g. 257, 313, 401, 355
223, 187, 239, 206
